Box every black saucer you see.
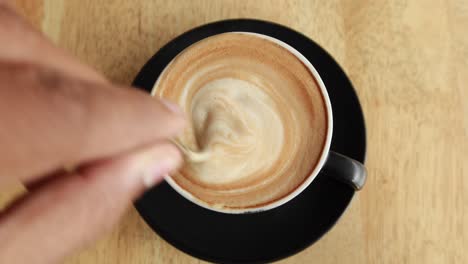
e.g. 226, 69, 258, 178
133, 19, 366, 264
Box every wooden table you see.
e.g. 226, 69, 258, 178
6, 0, 468, 263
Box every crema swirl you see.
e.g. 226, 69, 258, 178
153, 33, 328, 210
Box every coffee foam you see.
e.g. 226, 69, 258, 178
153, 33, 328, 209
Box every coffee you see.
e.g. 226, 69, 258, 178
153, 33, 328, 211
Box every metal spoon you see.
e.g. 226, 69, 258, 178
171, 139, 211, 163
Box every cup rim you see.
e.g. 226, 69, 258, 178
151, 31, 334, 214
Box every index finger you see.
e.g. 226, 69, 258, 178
0, 62, 185, 183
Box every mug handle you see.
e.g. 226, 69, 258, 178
322, 151, 367, 190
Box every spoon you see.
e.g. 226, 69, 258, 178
171, 139, 211, 163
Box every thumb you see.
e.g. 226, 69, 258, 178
0, 142, 182, 264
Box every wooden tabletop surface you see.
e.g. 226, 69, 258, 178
4, 0, 467, 263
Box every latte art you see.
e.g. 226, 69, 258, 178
153, 33, 328, 210
190, 78, 284, 186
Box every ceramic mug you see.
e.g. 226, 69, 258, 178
152, 32, 367, 214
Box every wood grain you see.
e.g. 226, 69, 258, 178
4, 0, 468, 263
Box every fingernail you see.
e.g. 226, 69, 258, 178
160, 99, 182, 114
142, 156, 180, 188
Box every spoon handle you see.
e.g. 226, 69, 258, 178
171, 139, 211, 163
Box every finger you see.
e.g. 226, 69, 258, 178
0, 142, 182, 264
0, 4, 106, 83
0, 1, 12, 7
0, 62, 185, 183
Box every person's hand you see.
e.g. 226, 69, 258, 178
0, 3, 185, 264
